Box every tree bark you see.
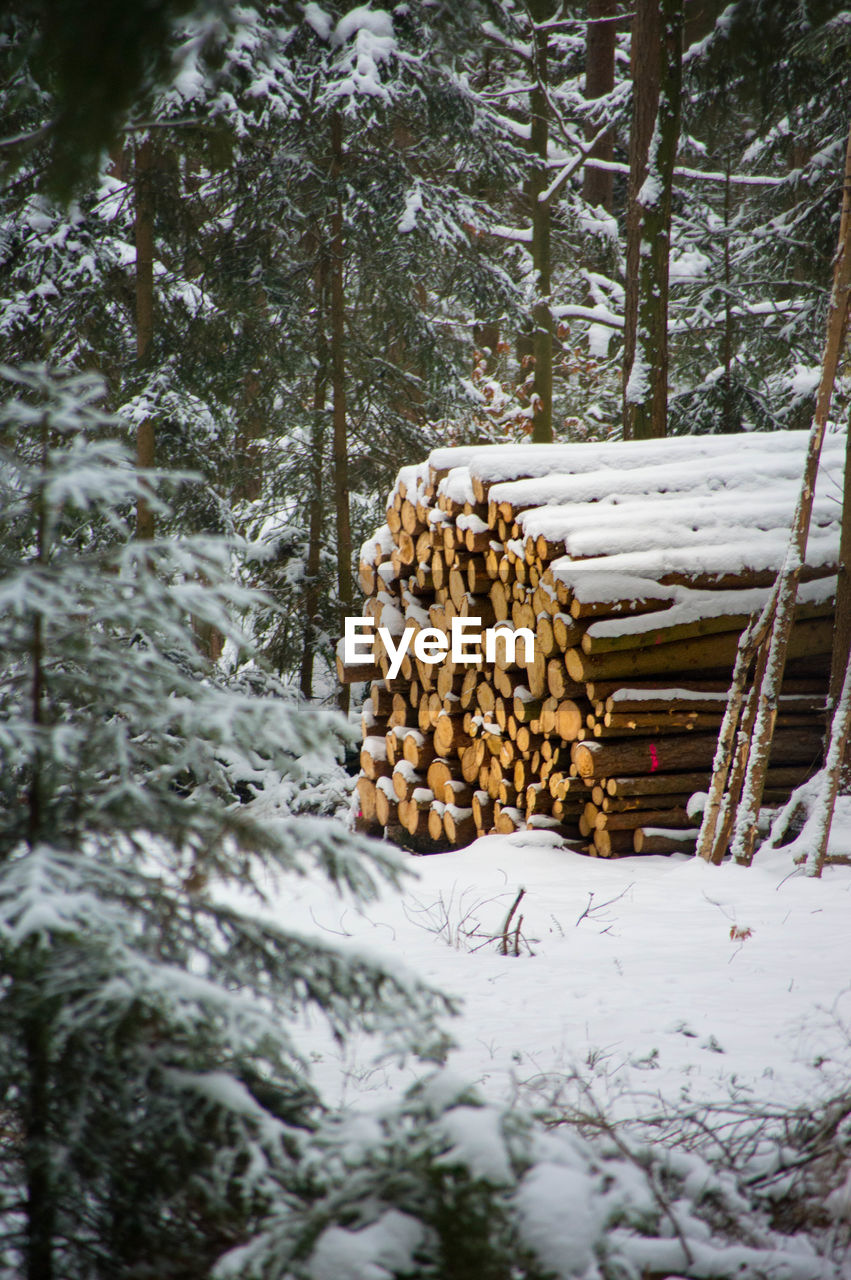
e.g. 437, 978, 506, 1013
330, 112, 353, 714
300, 249, 328, 700
622, 0, 660, 439
25, 1014, 54, 1280
732, 122, 851, 865
830, 400, 851, 733
528, 0, 555, 442
134, 137, 156, 540
582, 0, 617, 211
625, 0, 683, 440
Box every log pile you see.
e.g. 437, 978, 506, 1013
344, 432, 843, 857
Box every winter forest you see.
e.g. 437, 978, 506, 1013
3, 1, 851, 1278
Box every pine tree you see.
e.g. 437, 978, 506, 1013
0, 364, 450, 1279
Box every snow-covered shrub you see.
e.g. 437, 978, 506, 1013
219, 1068, 848, 1280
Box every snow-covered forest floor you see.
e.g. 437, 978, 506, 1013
239, 805, 851, 1133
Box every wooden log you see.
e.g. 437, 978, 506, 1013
461, 739, 487, 783
553, 612, 583, 650
426, 757, 454, 794
565, 617, 833, 683
604, 690, 826, 715
444, 805, 476, 845
337, 653, 382, 684
525, 782, 553, 816
555, 699, 586, 741
357, 775, 377, 823
402, 729, 436, 771
512, 688, 543, 723
495, 805, 524, 834
386, 504, 402, 534
392, 763, 424, 803
400, 498, 420, 534
436, 663, 465, 700
417, 694, 434, 734
399, 790, 435, 835
601, 792, 693, 813
442, 779, 474, 807
467, 555, 492, 595
596, 711, 820, 737
472, 790, 495, 833
389, 691, 416, 728
596, 807, 694, 832
512, 599, 536, 631
570, 592, 675, 620
581, 600, 833, 655
526, 649, 548, 699
358, 561, 376, 595
572, 725, 824, 780
490, 579, 511, 622
360, 737, 392, 780
593, 828, 636, 857
604, 763, 814, 797
428, 802, 446, 842
375, 777, 397, 828
477, 681, 496, 716
633, 828, 699, 854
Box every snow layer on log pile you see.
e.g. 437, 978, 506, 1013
430, 426, 832, 487
488, 432, 845, 512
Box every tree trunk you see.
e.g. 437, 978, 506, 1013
622, 0, 660, 439
720, 160, 738, 432
625, 0, 683, 440
528, 0, 555, 442
732, 122, 851, 865
300, 250, 328, 700
330, 112, 353, 714
25, 1014, 54, 1280
134, 137, 155, 540
830, 401, 851, 746
582, 0, 617, 211
28, 429, 47, 850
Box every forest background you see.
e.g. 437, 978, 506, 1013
4, 0, 851, 703
2, 3, 851, 1279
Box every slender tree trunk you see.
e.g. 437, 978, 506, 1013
827, 135, 851, 779
582, 0, 617, 211
625, 0, 683, 440
831, 401, 851, 729
622, 0, 660, 438
134, 139, 156, 534
720, 159, 737, 432
731, 123, 851, 865
528, 0, 555, 443
135, 137, 155, 540
330, 113, 352, 714
300, 252, 328, 700
27, 423, 47, 851
24, 1013, 53, 1280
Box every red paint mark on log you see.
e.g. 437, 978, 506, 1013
649, 743, 659, 773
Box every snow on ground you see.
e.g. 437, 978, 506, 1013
255, 820, 851, 1124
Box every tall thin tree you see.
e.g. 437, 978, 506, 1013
624, 0, 683, 440
582, 0, 617, 212
135, 136, 156, 539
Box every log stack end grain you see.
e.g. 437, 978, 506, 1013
348, 435, 840, 857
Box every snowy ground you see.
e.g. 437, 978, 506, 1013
257, 815, 851, 1129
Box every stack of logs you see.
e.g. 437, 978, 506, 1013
345, 435, 841, 857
